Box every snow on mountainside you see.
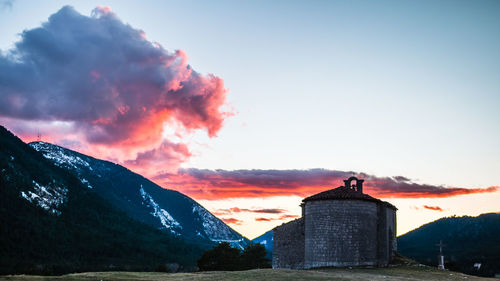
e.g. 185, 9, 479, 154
192, 205, 246, 249
30, 142, 92, 170
29, 141, 249, 249
29, 142, 94, 189
20, 180, 68, 215
139, 185, 182, 233
2, 147, 68, 216
0, 126, 205, 273
252, 230, 273, 253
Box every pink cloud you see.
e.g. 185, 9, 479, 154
423, 205, 444, 212
94, 5, 112, 15
155, 168, 499, 200
0, 5, 230, 172
124, 140, 191, 174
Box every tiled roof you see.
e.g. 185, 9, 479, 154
302, 186, 397, 209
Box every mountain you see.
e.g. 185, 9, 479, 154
251, 230, 273, 259
28, 141, 249, 250
0, 125, 202, 274
252, 230, 273, 252
397, 213, 500, 277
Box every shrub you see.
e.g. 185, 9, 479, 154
197, 242, 270, 271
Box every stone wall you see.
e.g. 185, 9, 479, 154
273, 198, 397, 269
272, 218, 304, 269
304, 200, 378, 268
387, 206, 397, 256
375, 204, 398, 266
376, 204, 388, 266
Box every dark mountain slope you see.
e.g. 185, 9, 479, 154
251, 230, 273, 259
397, 213, 500, 277
29, 141, 249, 249
0, 126, 202, 274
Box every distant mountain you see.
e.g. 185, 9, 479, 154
398, 213, 500, 277
29, 141, 249, 250
0, 125, 202, 274
252, 230, 273, 252
252, 230, 273, 259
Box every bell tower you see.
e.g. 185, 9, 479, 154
343, 176, 364, 193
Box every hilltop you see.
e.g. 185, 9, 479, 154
398, 213, 500, 277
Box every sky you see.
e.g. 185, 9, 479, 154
0, 0, 499, 239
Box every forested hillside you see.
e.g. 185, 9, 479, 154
0, 126, 202, 275
398, 213, 500, 277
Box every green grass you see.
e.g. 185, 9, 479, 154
0, 266, 494, 281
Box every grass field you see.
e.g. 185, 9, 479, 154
0, 266, 495, 281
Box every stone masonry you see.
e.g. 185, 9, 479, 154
272, 177, 397, 269
272, 218, 304, 269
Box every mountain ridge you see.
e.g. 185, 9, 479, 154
28, 141, 249, 249
0, 125, 203, 274
251, 230, 273, 259
397, 212, 500, 277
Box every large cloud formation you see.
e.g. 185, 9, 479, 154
156, 168, 498, 200
0, 6, 229, 166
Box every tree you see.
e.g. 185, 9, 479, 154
240, 243, 271, 269
197, 242, 271, 271
197, 242, 241, 271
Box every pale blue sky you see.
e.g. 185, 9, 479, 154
1, 0, 499, 189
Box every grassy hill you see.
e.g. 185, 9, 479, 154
0, 266, 495, 281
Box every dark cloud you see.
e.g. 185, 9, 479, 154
252, 208, 287, 214
255, 214, 299, 222
215, 207, 287, 215
0, 6, 229, 148
392, 176, 411, 182
156, 168, 499, 200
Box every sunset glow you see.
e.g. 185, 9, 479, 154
1, 1, 499, 240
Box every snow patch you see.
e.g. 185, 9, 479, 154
30, 142, 92, 171
192, 205, 245, 249
139, 186, 181, 233
80, 178, 93, 189
20, 180, 67, 215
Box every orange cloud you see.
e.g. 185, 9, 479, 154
221, 218, 243, 225
423, 205, 444, 211
155, 169, 499, 200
